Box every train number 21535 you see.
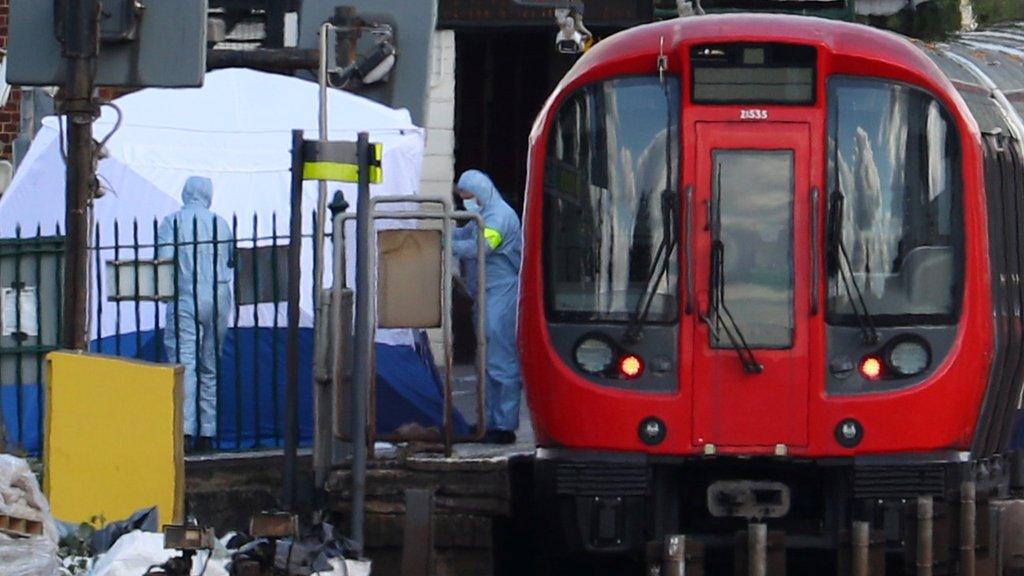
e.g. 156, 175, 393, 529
740, 109, 769, 120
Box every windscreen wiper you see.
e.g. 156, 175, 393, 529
827, 191, 880, 344
703, 240, 763, 374
625, 190, 679, 343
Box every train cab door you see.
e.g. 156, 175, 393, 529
691, 122, 811, 451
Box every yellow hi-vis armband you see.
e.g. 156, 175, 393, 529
483, 227, 503, 250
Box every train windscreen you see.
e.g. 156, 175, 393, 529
543, 76, 680, 323
826, 77, 963, 326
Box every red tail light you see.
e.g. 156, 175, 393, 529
619, 354, 644, 379
860, 356, 883, 380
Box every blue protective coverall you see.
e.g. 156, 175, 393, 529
157, 176, 234, 439
453, 170, 523, 432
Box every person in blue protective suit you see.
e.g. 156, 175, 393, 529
453, 170, 523, 444
157, 176, 234, 454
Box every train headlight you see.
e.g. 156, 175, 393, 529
887, 339, 930, 377
573, 337, 615, 375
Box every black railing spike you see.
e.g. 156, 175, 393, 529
191, 215, 201, 439
153, 217, 161, 362
13, 222, 23, 445
251, 212, 262, 448
233, 211, 242, 451
133, 219, 141, 357
113, 219, 122, 356
271, 211, 281, 442
173, 218, 180, 364
33, 222, 44, 447
94, 221, 103, 350
212, 216, 222, 448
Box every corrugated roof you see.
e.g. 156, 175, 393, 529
856, 0, 930, 16
916, 22, 1024, 137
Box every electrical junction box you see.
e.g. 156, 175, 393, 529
45, 352, 184, 527
7, 0, 208, 87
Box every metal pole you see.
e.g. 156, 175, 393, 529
852, 521, 870, 576
284, 130, 304, 510
60, 0, 100, 351
749, 524, 767, 576
328, 192, 349, 449
473, 214, 487, 440
918, 496, 934, 576
663, 534, 686, 576
314, 27, 330, 325
350, 132, 372, 557
311, 20, 333, 494
441, 204, 454, 456
961, 481, 976, 576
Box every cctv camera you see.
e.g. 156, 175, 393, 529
554, 8, 587, 54
555, 30, 584, 54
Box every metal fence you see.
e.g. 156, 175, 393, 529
0, 227, 64, 453
0, 213, 325, 455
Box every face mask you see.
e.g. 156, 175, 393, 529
464, 198, 481, 212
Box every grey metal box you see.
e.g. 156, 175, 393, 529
7, 0, 208, 87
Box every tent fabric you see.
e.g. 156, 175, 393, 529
0, 68, 467, 451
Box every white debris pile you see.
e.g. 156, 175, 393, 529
0, 454, 60, 576
88, 530, 369, 576
89, 531, 230, 576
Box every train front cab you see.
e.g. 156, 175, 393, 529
519, 15, 1024, 570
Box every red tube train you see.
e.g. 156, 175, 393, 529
519, 13, 1024, 565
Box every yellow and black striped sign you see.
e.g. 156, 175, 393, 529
301, 140, 383, 183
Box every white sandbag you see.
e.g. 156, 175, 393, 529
89, 531, 229, 576
0, 454, 59, 576
0, 533, 59, 576
0, 454, 58, 543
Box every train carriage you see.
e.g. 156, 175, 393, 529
519, 13, 1024, 571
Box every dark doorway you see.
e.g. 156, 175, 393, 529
453, 31, 576, 213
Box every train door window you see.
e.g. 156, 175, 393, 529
826, 77, 963, 325
542, 76, 681, 323
710, 150, 794, 348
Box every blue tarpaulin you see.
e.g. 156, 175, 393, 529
1, 328, 466, 455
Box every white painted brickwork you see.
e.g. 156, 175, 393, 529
422, 30, 457, 360
420, 30, 456, 200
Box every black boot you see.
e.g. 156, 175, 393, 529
184, 435, 196, 454
482, 430, 516, 445
196, 436, 215, 453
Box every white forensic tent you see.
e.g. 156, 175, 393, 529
0, 67, 425, 346
0, 68, 457, 451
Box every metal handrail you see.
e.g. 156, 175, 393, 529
331, 195, 488, 457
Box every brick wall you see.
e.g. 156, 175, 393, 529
420, 30, 456, 200
0, 0, 22, 161
420, 31, 461, 362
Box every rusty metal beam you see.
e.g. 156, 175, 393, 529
207, 48, 319, 72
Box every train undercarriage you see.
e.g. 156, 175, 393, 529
532, 449, 1024, 575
